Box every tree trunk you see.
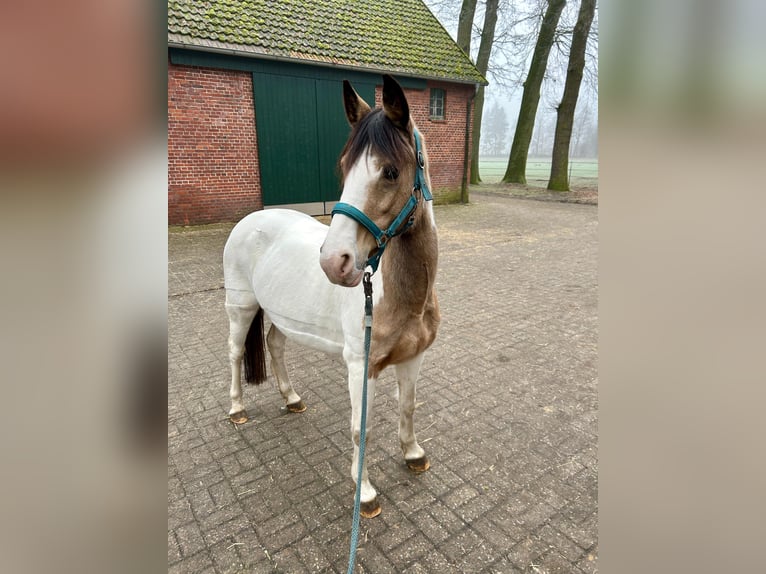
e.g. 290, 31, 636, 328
470, 86, 485, 184
469, 0, 499, 184
548, 0, 596, 191
457, 0, 478, 56
502, 0, 567, 184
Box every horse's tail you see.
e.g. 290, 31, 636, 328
243, 308, 267, 385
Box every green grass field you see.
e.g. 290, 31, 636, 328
478, 156, 598, 188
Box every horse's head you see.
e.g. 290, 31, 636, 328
320, 75, 432, 287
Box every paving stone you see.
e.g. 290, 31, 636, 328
168, 529, 182, 564
355, 541, 400, 574
471, 516, 523, 554
425, 500, 467, 537
168, 475, 186, 503
575, 545, 598, 574
200, 511, 252, 547
228, 527, 273, 571
442, 483, 481, 509
376, 518, 419, 553
209, 537, 249, 574
257, 512, 308, 554
548, 513, 597, 552
188, 486, 218, 520
441, 526, 499, 571
175, 520, 208, 558
533, 549, 582, 574
293, 534, 336, 572
168, 549, 215, 574
400, 551, 462, 574
537, 523, 587, 563
409, 508, 452, 545
484, 555, 524, 573
505, 535, 551, 571
168, 496, 195, 531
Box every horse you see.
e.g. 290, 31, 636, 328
222, 74, 440, 518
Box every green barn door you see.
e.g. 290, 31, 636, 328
253, 74, 319, 206
315, 79, 348, 204
253, 72, 376, 212
315, 80, 376, 204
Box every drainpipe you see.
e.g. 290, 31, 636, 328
461, 83, 480, 204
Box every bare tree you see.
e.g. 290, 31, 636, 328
423, 0, 597, 186
470, 0, 500, 184
457, 0, 478, 54
502, 0, 567, 184
548, 0, 596, 190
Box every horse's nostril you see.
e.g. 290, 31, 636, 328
340, 253, 351, 275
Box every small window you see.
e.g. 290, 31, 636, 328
429, 88, 445, 120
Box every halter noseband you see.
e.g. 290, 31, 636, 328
331, 130, 433, 273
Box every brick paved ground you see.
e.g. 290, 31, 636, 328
169, 192, 598, 573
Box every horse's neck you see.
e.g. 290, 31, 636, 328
381, 217, 438, 315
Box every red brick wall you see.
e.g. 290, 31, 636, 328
375, 81, 475, 201
168, 63, 262, 225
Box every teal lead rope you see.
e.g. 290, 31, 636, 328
347, 271, 374, 574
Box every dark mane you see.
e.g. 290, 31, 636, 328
339, 109, 413, 180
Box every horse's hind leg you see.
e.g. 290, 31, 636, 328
266, 325, 306, 413
395, 353, 430, 473
225, 295, 258, 424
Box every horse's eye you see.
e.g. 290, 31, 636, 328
383, 166, 399, 181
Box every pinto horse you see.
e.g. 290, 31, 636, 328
223, 75, 439, 517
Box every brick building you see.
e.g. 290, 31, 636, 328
168, 0, 486, 225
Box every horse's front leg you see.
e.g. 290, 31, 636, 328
344, 348, 380, 518
395, 353, 430, 473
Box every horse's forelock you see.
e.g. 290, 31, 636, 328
340, 109, 413, 181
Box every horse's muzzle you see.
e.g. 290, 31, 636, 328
319, 246, 364, 287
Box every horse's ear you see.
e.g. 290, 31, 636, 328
382, 74, 410, 131
343, 80, 371, 127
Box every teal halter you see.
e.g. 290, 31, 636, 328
331, 130, 433, 273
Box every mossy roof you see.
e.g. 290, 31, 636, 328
168, 0, 486, 85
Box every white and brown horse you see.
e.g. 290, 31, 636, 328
222, 75, 439, 517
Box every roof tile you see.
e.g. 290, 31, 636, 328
167, 0, 486, 84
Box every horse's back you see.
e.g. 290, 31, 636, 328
224, 209, 352, 354
224, 209, 326, 292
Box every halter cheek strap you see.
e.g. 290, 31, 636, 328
413, 130, 432, 201
331, 194, 419, 273
331, 130, 432, 273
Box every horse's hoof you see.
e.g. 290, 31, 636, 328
360, 498, 382, 519
229, 410, 248, 425
286, 400, 307, 413
406, 456, 431, 473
